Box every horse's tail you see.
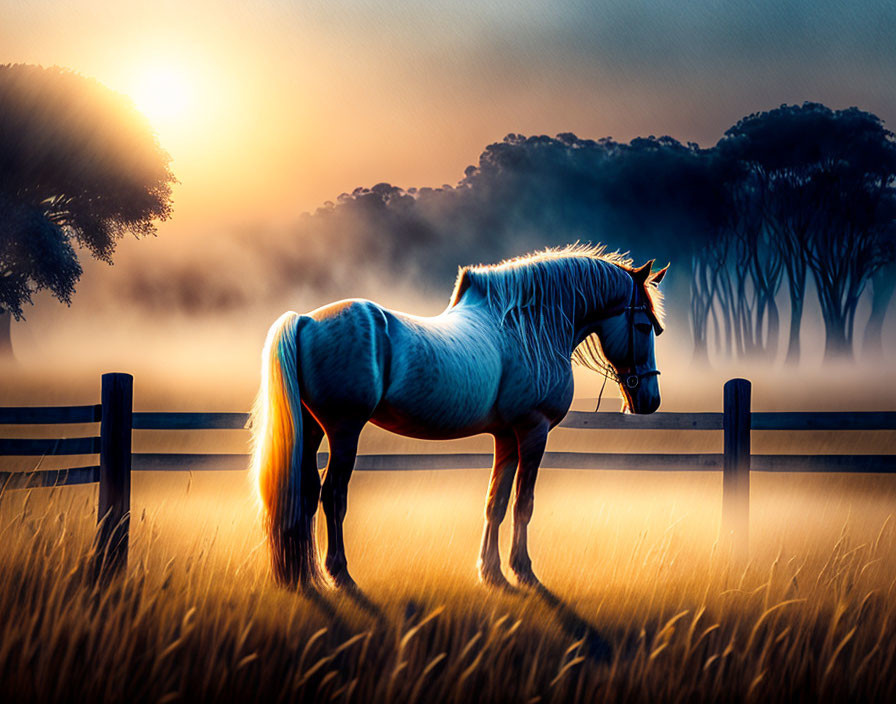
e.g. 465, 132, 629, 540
250, 311, 320, 587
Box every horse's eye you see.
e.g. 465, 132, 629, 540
635, 322, 652, 334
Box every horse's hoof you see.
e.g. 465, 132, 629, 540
512, 566, 541, 589
479, 568, 516, 592
516, 574, 541, 589
329, 570, 358, 592
274, 567, 324, 594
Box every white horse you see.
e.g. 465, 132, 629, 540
250, 245, 667, 590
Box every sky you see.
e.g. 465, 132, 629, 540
2, 0, 895, 407
2, 0, 894, 237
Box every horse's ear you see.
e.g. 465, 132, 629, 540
649, 263, 669, 287
450, 267, 474, 307
631, 259, 654, 286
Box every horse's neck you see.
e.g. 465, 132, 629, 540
452, 260, 632, 359
573, 267, 632, 332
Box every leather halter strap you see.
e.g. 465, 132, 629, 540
592, 282, 661, 394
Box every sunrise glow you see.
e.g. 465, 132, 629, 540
130, 64, 192, 126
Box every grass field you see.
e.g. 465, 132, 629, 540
2, 467, 895, 703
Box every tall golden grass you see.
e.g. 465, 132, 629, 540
1, 469, 894, 703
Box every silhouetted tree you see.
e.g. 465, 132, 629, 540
720, 103, 896, 361
0, 64, 175, 355
682, 153, 784, 364
863, 194, 896, 357
595, 136, 725, 361
114, 116, 896, 368
457, 133, 619, 262
864, 257, 896, 358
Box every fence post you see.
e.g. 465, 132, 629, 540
95, 372, 133, 581
722, 378, 751, 563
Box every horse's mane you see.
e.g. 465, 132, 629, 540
449, 243, 664, 392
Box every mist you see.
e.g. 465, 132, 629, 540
3, 126, 895, 426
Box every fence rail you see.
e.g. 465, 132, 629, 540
1, 373, 894, 577
0, 404, 101, 425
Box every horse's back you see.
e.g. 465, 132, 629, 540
298, 299, 391, 422
296, 298, 504, 437
374, 305, 503, 437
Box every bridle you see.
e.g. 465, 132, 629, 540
591, 281, 662, 410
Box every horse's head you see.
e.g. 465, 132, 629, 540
590, 260, 667, 414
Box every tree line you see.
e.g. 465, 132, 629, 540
1, 66, 892, 365
285, 103, 895, 363
693, 104, 896, 363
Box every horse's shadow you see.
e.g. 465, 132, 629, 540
303, 581, 389, 632
527, 583, 613, 663
300, 585, 348, 631
303, 579, 612, 664
338, 584, 390, 628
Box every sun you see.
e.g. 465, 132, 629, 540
131, 64, 193, 125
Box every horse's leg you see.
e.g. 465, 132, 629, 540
477, 431, 519, 588
300, 405, 325, 544
320, 422, 363, 589
510, 418, 550, 587
273, 407, 325, 588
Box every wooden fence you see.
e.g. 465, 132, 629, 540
2, 373, 895, 576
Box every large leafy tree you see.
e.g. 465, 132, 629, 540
0, 63, 175, 355
719, 103, 896, 362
